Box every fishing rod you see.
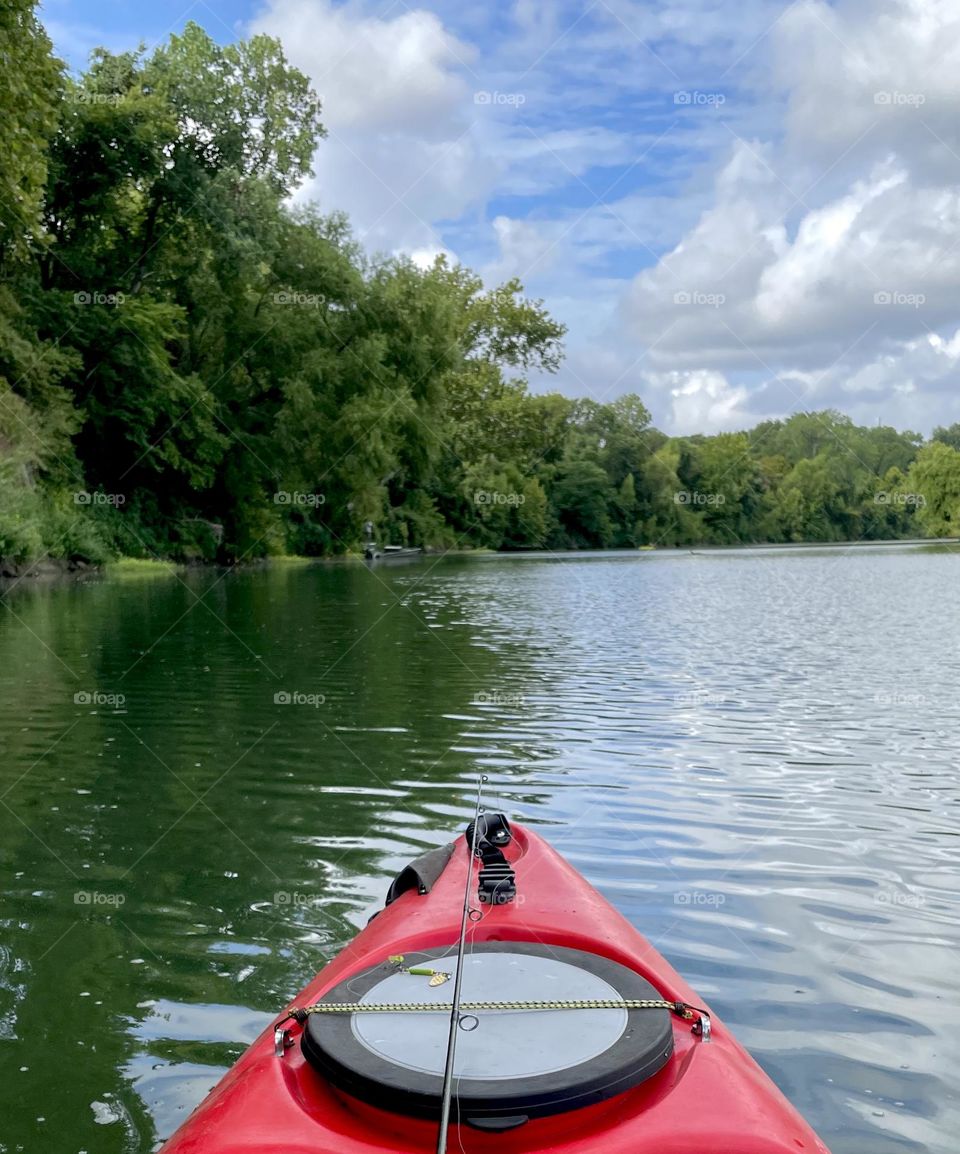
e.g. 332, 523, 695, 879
435, 773, 487, 1154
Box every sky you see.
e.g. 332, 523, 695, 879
41, 0, 960, 436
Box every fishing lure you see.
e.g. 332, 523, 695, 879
387, 955, 450, 986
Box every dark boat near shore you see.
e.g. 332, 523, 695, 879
364, 543, 424, 561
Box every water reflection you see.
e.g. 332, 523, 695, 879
1, 549, 958, 1152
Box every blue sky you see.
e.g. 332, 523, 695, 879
41, 0, 960, 435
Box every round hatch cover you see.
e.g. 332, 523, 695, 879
301, 942, 674, 1121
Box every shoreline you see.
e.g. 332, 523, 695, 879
0, 548, 493, 587
1, 536, 956, 589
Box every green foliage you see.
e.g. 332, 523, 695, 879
909, 442, 960, 536
0, 7, 957, 566
0, 0, 62, 265
932, 422, 960, 452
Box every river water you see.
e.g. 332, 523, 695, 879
0, 547, 957, 1153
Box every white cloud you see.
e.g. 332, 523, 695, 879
776, 0, 960, 176
249, 0, 493, 253
407, 244, 458, 269
252, 0, 471, 135
617, 0, 960, 430
242, 0, 960, 435
649, 369, 755, 434
491, 127, 640, 196
484, 215, 564, 283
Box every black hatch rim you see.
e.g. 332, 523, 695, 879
300, 941, 674, 1121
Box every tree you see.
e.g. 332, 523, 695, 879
2, 4, 956, 567
908, 442, 960, 537
551, 459, 614, 547
0, 0, 61, 265
32, 24, 324, 557
932, 422, 960, 452
773, 457, 841, 541
0, 6, 88, 563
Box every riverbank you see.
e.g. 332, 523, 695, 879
0, 547, 500, 587
2, 538, 956, 587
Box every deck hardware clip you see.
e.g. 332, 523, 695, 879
274, 1026, 293, 1057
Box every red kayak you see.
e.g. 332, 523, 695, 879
159, 816, 831, 1153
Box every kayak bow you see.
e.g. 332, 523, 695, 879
158, 815, 831, 1153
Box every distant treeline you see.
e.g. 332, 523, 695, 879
3, 5, 960, 566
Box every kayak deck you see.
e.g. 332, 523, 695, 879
158, 822, 831, 1153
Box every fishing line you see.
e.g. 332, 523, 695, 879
436, 773, 486, 1154
453, 808, 488, 1154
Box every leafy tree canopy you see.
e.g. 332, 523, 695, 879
0, 8, 955, 565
